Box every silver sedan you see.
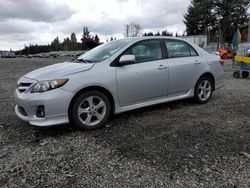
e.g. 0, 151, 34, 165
14, 37, 224, 129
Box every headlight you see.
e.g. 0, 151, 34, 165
31, 79, 68, 93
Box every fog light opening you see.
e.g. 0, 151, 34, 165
36, 105, 45, 118
18, 106, 28, 116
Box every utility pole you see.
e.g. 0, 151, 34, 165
125, 25, 129, 38
248, 16, 250, 43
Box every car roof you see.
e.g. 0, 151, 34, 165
115, 37, 191, 47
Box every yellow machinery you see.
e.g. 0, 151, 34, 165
233, 43, 250, 78
234, 56, 250, 65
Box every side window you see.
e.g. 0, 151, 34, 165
123, 40, 163, 63
165, 40, 198, 58
190, 46, 198, 56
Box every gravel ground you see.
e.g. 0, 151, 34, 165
0, 57, 249, 187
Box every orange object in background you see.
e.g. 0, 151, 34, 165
217, 48, 234, 59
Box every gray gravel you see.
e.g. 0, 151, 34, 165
0, 57, 249, 187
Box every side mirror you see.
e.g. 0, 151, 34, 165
119, 55, 135, 65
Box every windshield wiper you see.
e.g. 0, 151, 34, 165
74, 59, 92, 63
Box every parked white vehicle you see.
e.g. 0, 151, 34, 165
15, 37, 224, 130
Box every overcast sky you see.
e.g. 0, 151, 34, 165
0, 0, 191, 50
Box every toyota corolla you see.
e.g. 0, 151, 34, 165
14, 37, 224, 129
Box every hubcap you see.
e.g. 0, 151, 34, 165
77, 96, 106, 126
198, 80, 212, 101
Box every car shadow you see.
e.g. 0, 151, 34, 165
25, 98, 194, 143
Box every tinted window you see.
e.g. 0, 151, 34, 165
165, 40, 198, 58
124, 40, 163, 63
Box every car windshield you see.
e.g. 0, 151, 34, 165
77, 39, 132, 63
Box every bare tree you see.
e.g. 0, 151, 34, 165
124, 23, 141, 37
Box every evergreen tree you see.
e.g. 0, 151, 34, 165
62, 37, 71, 51
161, 30, 167, 36
81, 27, 91, 41
155, 31, 160, 36
215, 0, 249, 43
184, 0, 216, 37
94, 34, 100, 43
18, 26, 103, 54
50, 36, 61, 51
161, 30, 173, 36
81, 27, 92, 50
147, 32, 154, 36
184, 0, 249, 43
70, 33, 77, 50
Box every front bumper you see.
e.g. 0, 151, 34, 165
14, 87, 74, 127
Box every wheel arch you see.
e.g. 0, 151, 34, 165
68, 86, 115, 116
197, 72, 215, 90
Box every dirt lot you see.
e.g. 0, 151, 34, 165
0, 57, 249, 187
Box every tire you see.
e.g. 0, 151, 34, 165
70, 90, 111, 130
242, 71, 249, 78
194, 77, 213, 104
233, 71, 240, 78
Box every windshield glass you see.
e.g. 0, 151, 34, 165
77, 39, 132, 62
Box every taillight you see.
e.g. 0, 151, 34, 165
219, 60, 224, 65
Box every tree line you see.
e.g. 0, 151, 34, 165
184, 0, 249, 43
143, 30, 183, 37
19, 27, 101, 55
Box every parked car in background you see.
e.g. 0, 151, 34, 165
14, 37, 224, 130
38, 53, 50, 58
0, 51, 16, 58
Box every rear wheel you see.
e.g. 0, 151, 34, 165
242, 71, 249, 78
194, 77, 213, 104
70, 90, 111, 130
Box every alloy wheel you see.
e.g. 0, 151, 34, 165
198, 79, 212, 101
77, 96, 106, 126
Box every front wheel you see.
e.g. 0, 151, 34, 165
70, 90, 111, 130
233, 71, 240, 78
194, 77, 213, 104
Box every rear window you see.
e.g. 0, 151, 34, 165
164, 40, 198, 58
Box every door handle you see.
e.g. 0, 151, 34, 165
194, 60, 201, 65
157, 65, 168, 70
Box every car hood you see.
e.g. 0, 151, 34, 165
24, 61, 95, 80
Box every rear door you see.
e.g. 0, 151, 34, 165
164, 39, 204, 96
116, 39, 168, 107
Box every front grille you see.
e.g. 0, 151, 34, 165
19, 83, 32, 87
17, 82, 33, 92
17, 77, 36, 93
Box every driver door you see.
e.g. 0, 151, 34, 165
116, 39, 168, 107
